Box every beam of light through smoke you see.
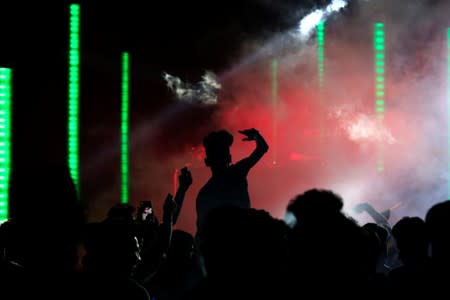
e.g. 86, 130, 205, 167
163, 71, 221, 105
297, 0, 348, 42
223, 0, 351, 79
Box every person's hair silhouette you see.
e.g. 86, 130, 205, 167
203, 130, 234, 172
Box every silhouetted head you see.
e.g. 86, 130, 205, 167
167, 230, 195, 263
286, 189, 343, 227
137, 200, 153, 216
9, 164, 80, 224
201, 206, 289, 293
392, 216, 428, 264
203, 130, 233, 172
287, 189, 372, 286
84, 221, 140, 276
7, 164, 83, 271
426, 201, 450, 260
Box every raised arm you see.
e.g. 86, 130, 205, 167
173, 167, 193, 225
234, 128, 269, 176
160, 194, 176, 247
354, 202, 391, 229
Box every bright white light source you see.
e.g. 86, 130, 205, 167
297, 0, 348, 41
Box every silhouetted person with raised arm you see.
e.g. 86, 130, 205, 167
136, 167, 191, 248
136, 200, 159, 249
354, 201, 400, 272
134, 194, 177, 283
133, 168, 192, 283
195, 128, 268, 233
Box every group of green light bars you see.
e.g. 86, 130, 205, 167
0, 4, 448, 222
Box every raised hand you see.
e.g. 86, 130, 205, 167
238, 128, 260, 141
353, 202, 370, 214
178, 167, 192, 191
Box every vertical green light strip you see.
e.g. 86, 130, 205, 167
374, 23, 385, 173
317, 22, 325, 89
121, 52, 130, 204
68, 4, 80, 189
317, 22, 325, 146
271, 59, 278, 165
0, 68, 11, 222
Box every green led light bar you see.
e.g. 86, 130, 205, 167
0, 68, 11, 222
317, 22, 325, 89
121, 52, 130, 203
68, 4, 80, 189
317, 22, 325, 142
374, 23, 385, 173
271, 59, 278, 165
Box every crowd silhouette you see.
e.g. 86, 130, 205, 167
1, 128, 449, 299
